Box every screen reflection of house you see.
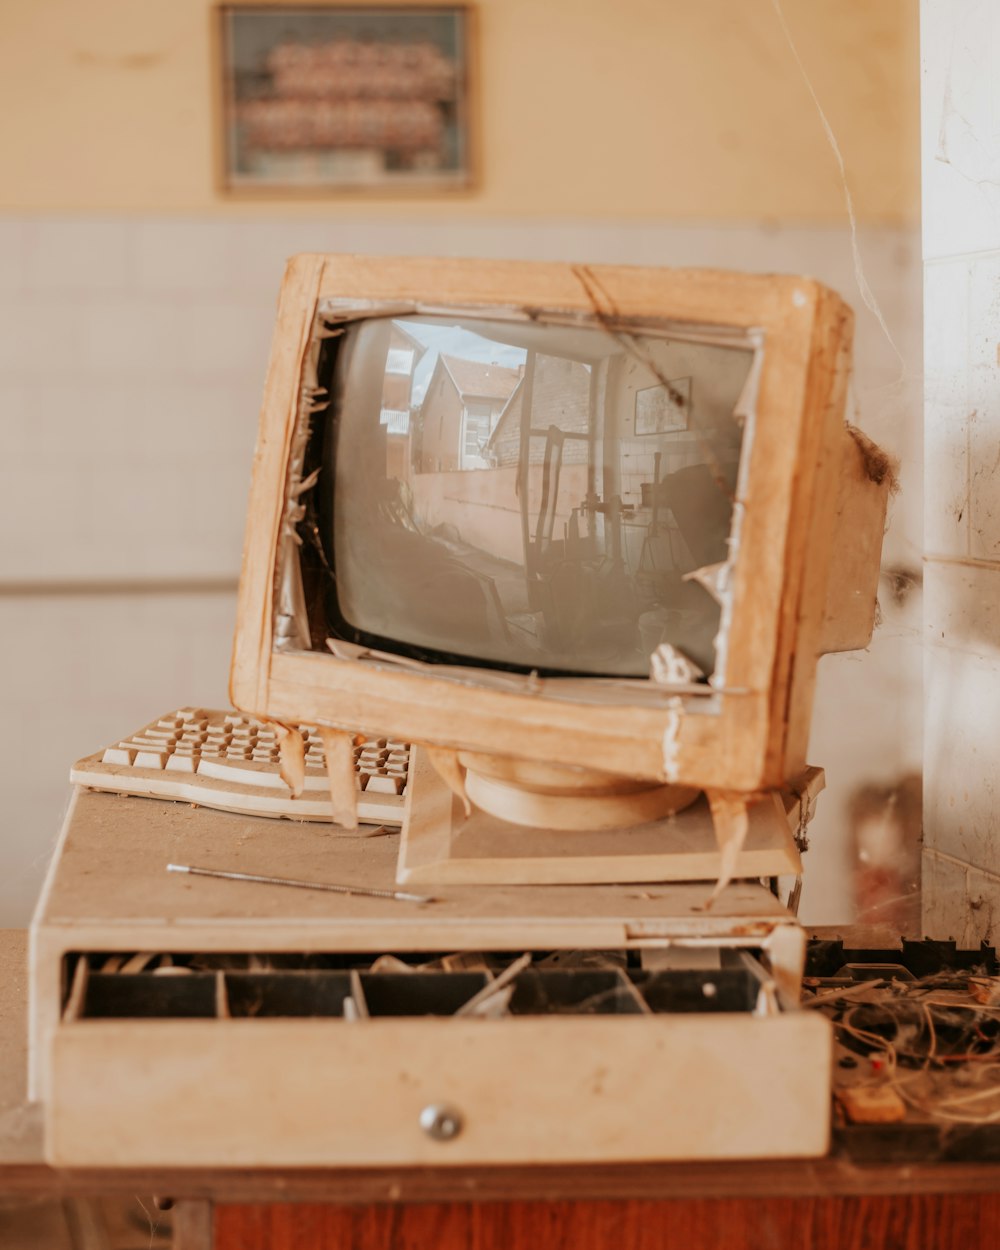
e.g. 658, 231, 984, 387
317, 316, 753, 679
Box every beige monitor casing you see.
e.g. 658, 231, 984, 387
230, 255, 889, 797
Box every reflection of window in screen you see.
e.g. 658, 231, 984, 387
463, 401, 493, 461
327, 315, 752, 678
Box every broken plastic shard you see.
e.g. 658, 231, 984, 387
325, 638, 370, 662
325, 637, 435, 672
461, 984, 514, 1018
650, 643, 705, 687
425, 746, 472, 818
733, 342, 764, 424
291, 466, 321, 499
455, 952, 531, 1018
683, 561, 730, 606
317, 725, 359, 830
661, 696, 684, 783
276, 723, 306, 797
700, 790, 753, 910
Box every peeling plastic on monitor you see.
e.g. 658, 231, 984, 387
650, 643, 704, 686
323, 636, 728, 710
732, 337, 764, 426
273, 325, 331, 654
702, 790, 755, 910
318, 296, 763, 352
275, 722, 306, 797
845, 422, 898, 492
710, 335, 762, 690
682, 563, 729, 604
661, 698, 685, 783
425, 745, 473, 817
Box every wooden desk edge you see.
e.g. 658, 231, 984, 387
1, 1157, 999, 1203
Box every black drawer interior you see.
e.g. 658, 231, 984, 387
68, 950, 772, 1021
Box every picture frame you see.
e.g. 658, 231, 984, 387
635, 378, 691, 435
216, 4, 474, 195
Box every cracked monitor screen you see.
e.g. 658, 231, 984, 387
317, 315, 753, 678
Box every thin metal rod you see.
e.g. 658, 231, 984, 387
167, 863, 435, 905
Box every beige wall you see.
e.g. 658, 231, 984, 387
0, 0, 918, 223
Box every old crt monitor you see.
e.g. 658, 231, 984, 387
31, 254, 891, 1170
230, 255, 889, 885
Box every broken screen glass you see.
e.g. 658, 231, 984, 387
298, 314, 754, 680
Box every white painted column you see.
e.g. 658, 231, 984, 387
922, 0, 1000, 943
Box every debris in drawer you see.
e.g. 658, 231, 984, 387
63, 948, 779, 1023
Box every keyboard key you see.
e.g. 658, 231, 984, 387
365, 774, 406, 795
165, 754, 198, 773
102, 746, 136, 766
133, 750, 169, 770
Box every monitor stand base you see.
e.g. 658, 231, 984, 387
396, 747, 823, 888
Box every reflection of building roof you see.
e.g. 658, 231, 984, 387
488, 356, 590, 466
390, 323, 427, 360
440, 355, 522, 401
488, 381, 523, 449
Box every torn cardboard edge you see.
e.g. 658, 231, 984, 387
315, 295, 765, 352
846, 422, 899, 493
273, 323, 330, 654
326, 637, 727, 706
273, 718, 363, 831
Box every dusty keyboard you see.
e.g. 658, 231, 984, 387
71, 708, 411, 825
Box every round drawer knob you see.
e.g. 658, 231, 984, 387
419, 1103, 464, 1141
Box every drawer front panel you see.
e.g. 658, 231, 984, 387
47, 1014, 831, 1166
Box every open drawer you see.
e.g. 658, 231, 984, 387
34, 794, 830, 1166
46, 954, 831, 1166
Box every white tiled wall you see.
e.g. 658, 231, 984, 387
0, 214, 922, 925
921, 0, 1000, 946
0, 592, 234, 924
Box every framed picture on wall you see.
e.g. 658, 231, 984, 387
635, 378, 691, 435
216, 4, 474, 193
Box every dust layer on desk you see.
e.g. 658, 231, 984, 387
61, 946, 779, 1024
